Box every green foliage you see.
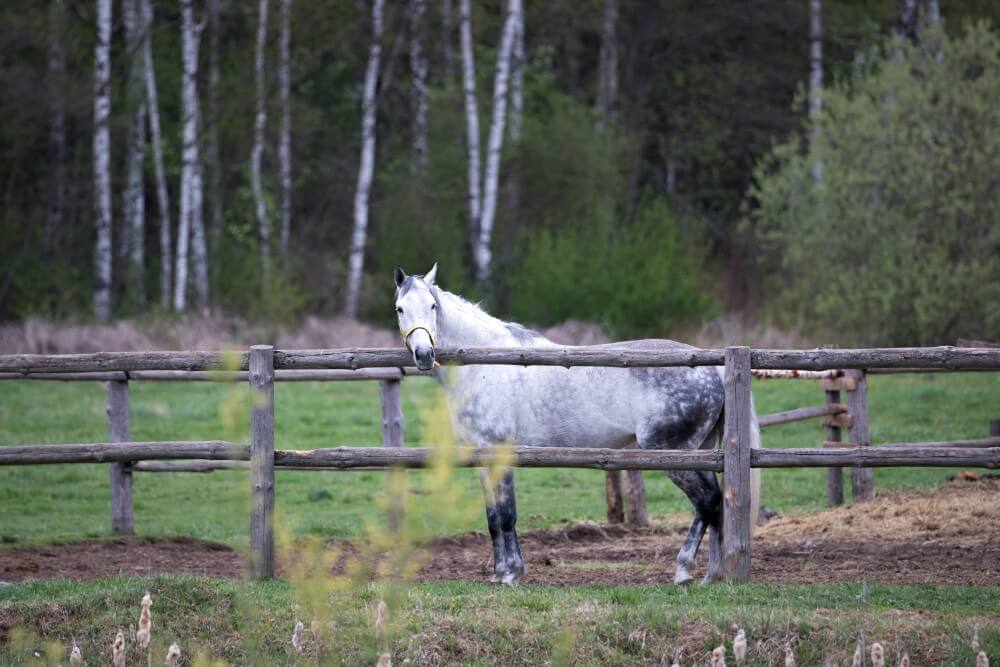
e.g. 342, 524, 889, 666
509, 197, 717, 339
751, 23, 1000, 345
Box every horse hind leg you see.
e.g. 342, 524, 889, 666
478, 468, 524, 585
665, 470, 723, 585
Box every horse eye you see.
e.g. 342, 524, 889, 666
430, 303, 436, 310
396, 307, 403, 314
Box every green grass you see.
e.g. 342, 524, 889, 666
1, 373, 998, 664
0, 373, 997, 546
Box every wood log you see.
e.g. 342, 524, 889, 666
722, 346, 752, 581
846, 370, 874, 502
274, 446, 724, 471
249, 345, 275, 579
380, 378, 405, 531
107, 380, 134, 534
752, 369, 842, 380
604, 471, 625, 524
2, 345, 999, 374
991, 420, 1000, 437
625, 470, 648, 527
825, 388, 844, 507
133, 460, 251, 472
0, 368, 416, 382
758, 402, 845, 428
0, 441, 246, 465
752, 446, 1000, 469
823, 436, 1000, 449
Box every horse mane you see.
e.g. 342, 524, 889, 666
432, 286, 549, 346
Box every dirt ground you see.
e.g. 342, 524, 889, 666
2, 477, 998, 587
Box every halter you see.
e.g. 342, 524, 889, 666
400, 325, 436, 352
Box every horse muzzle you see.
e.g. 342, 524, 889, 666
413, 345, 436, 371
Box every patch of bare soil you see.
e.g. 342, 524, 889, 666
2, 478, 998, 586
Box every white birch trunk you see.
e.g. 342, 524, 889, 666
93, 0, 113, 321
175, 0, 205, 311
459, 0, 482, 260
508, 6, 523, 143
475, 0, 520, 285
343, 0, 384, 319
409, 0, 429, 173
123, 0, 147, 305
441, 0, 454, 85
207, 0, 223, 246
142, 0, 173, 309
251, 0, 271, 272
596, 0, 618, 128
191, 156, 209, 309
809, 0, 823, 189
278, 0, 292, 255
46, 0, 67, 257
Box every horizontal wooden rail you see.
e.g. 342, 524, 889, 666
0, 368, 423, 382
752, 369, 843, 380
823, 436, 1000, 450
2, 345, 998, 374
274, 446, 724, 471
133, 460, 251, 472
759, 403, 845, 428
0, 441, 248, 465
753, 446, 1000, 468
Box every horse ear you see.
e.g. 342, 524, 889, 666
394, 266, 407, 288
424, 263, 438, 285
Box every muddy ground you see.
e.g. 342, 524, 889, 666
2, 477, 998, 587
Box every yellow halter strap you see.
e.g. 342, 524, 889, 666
400, 325, 436, 351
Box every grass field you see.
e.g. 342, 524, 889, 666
1, 372, 998, 664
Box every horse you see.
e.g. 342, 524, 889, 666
392, 264, 761, 585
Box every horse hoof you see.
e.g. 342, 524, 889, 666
674, 570, 694, 586
700, 573, 721, 585
501, 571, 521, 586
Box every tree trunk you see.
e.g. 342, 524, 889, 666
191, 156, 209, 309
175, 0, 205, 311
475, 0, 520, 286
459, 0, 482, 269
251, 0, 271, 275
123, 0, 147, 307
343, 0, 384, 319
207, 0, 223, 249
142, 0, 173, 310
93, 0, 113, 321
596, 0, 618, 128
498, 4, 523, 309
278, 0, 292, 256
809, 0, 823, 189
441, 0, 454, 86
898, 0, 918, 40
409, 0, 428, 173
46, 0, 67, 258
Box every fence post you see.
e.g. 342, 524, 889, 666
991, 419, 1000, 437
721, 345, 752, 581
380, 378, 405, 531
625, 470, 648, 527
604, 472, 625, 524
107, 379, 133, 534
846, 369, 874, 502
825, 385, 844, 506
249, 345, 275, 579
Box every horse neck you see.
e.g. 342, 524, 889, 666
435, 290, 543, 348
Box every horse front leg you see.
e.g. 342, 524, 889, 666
477, 468, 524, 585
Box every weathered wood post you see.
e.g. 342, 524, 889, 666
846, 369, 874, 502
991, 419, 1000, 437
605, 472, 625, 524
625, 470, 649, 527
824, 385, 844, 506
249, 345, 275, 579
380, 378, 405, 531
721, 345, 752, 581
107, 379, 134, 534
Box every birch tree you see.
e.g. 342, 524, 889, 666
809, 0, 823, 188
278, 0, 293, 255
123, 0, 147, 305
474, 0, 521, 285
93, 0, 113, 321
409, 0, 429, 173
207, 0, 223, 245
459, 0, 482, 267
251, 0, 271, 272
142, 0, 173, 308
343, 0, 384, 318
175, 0, 207, 311
46, 0, 67, 257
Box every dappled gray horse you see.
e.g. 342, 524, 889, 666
393, 265, 760, 585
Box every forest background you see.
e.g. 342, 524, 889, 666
1, 0, 997, 347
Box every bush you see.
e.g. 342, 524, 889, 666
751, 22, 1000, 345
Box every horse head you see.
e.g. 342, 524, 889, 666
393, 264, 439, 371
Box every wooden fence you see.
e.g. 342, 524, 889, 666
1, 344, 999, 582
